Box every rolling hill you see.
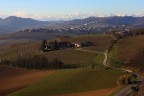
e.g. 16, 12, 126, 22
0, 16, 144, 34
0, 34, 112, 66
8, 69, 123, 96
108, 35, 144, 71
0, 34, 125, 96
59, 16, 144, 27
0, 16, 49, 34
117, 35, 144, 70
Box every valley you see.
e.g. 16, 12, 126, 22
0, 16, 144, 96
1, 0, 144, 96
0, 34, 123, 96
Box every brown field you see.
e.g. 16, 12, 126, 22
52, 88, 116, 96
117, 35, 144, 63
108, 35, 144, 71
0, 66, 53, 96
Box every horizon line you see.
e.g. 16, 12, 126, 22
1, 15, 144, 21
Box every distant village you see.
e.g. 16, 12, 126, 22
111, 28, 144, 40
115, 29, 131, 37
19, 24, 127, 34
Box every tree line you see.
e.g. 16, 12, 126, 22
111, 28, 144, 41
0, 44, 64, 70
108, 28, 144, 52
0, 55, 64, 70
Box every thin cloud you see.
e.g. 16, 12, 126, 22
14, 11, 35, 18
1, 11, 144, 21
116, 13, 125, 17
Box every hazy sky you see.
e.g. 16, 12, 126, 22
0, 0, 144, 20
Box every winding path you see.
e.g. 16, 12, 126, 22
103, 50, 133, 73
76, 48, 132, 73
76, 48, 142, 96
103, 50, 133, 96
103, 50, 144, 96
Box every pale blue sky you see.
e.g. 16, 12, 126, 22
0, 0, 144, 20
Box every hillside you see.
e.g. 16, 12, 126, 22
8, 69, 123, 96
57, 16, 144, 28
0, 34, 125, 96
118, 35, 144, 71
108, 35, 144, 71
0, 16, 49, 34
0, 34, 112, 67
0, 66, 53, 96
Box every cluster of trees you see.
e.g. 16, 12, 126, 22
40, 39, 94, 52
0, 45, 64, 70
0, 55, 64, 70
111, 28, 144, 41
117, 74, 137, 86
40, 40, 47, 52
40, 40, 65, 52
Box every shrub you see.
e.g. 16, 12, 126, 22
117, 74, 133, 86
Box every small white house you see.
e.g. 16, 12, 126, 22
71, 43, 81, 48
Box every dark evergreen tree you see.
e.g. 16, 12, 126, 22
41, 40, 47, 52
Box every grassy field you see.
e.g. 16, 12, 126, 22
107, 44, 120, 67
44, 49, 98, 67
0, 34, 112, 68
8, 69, 123, 96
0, 34, 126, 96
42, 34, 112, 68
94, 53, 105, 68
0, 41, 40, 61
0, 66, 54, 96
0, 47, 100, 68
0, 46, 17, 60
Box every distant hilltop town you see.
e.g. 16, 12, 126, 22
19, 24, 127, 34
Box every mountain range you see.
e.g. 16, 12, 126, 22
0, 16, 49, 34
64, 16, 144, 27
0, 16, 144, 34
